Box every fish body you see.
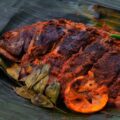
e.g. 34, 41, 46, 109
0, 19, 120, 113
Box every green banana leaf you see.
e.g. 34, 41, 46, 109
0, 0, 120, 120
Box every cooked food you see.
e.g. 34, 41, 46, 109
64, 73, 108, 113
0, 19, 120, 113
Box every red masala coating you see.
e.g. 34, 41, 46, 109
0, 19, 120, 108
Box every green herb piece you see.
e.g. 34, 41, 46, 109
110, 34, 120, 39
31, 64, 50, 87
24, 68, 41, 88
95, 21, 102, 27
24, 64, 50, 89
15, 86, 36, 99
33, 75, 49, 93
0, 57, 7, 69
45, 81, 60, 104
6, 64, 21, 80
31, 93, 54, 108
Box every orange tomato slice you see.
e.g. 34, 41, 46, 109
64, 75, 108, 113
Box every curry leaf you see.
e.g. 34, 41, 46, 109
6, 64, 21, 80
24, 64, 50, 89
15, 86, 36, 99
31, 93, 54, 108
110, 34, 120, 39
45, 81, 60, 104
24, 68, 41, 88
0, 57, 7, 69
33, 75, 49, 93
31, 64, 50, 87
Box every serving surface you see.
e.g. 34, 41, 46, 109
0, 0, 120, 119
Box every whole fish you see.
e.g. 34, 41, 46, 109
0, 19, 120, 113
